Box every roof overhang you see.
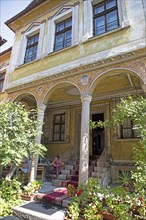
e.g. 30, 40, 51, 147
5, 0, 46, 32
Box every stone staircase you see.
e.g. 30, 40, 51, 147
51, 156, 100, 188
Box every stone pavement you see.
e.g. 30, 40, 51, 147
12, 182, 68, 220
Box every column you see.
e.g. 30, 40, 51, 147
79, 95, 92, 185
30, 104, 46, 182
142, 84, 146, 96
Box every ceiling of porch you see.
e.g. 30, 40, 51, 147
45, 72, 142, 107
92, 73, 142, 98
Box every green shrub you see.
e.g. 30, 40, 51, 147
0, 179, 22, 216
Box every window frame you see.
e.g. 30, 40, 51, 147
0, 72, 5, 93
120, 119, 139, 139
83, 0, 129, 42
54, 18, 72, 51
24, 33, 39, 64
93, 0, 119, 36
53, 113, 65, 142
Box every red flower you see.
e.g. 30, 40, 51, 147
138, 197, 144, 202
76, 189, 83, 197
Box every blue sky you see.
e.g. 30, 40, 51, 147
0, 0, 31, 52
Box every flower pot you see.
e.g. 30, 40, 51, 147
98, 211, 116, 220
21, 194, 34, 201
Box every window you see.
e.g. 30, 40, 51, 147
54, 18, 72, 51
53, 113, 65, 141
120, 118, 138, 139
24, 34, 39, 63
0, 73, 5, 92
93, 0, 119, 36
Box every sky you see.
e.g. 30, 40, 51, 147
0, 0, 32, 52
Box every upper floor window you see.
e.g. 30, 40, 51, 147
54, 18, 72, 51
0, 73, 5, 92
93, 0, 119, 36
24, 34, 39, 63
120, 118, 139, 139
53, 113, 65, 141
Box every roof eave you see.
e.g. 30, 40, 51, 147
5, 0, 46, 32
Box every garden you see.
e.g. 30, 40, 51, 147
66, 96, 146, 220
0, 96, 146, 219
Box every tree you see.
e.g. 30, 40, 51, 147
0, 102, 46, 179
91, 95, 146, 192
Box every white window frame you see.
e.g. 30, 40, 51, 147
47, 4, 79, 54
17, 23, 45, 66
83, 0, 130, 42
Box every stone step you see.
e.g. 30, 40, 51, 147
62, 197, 71, 208
13, 201, 67, 220
61, 169, 71, 175
52, 179, 62, 187
91, 172, 97, 178
68, 160, 79, 165
70, 170, 79, 175
94, 167, 98, 172
65, 165, 74, 170
58, 174, 67, 180
67, 175, 79, 182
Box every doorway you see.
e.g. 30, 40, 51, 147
92, 113, 104, 156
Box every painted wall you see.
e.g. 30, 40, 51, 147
6, 0, 145, 83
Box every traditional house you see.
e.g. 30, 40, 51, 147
4, 0, 146, 185
0, 46, 12, 103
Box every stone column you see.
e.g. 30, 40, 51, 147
142, 84, 146, 96
79, 95, 92, 185
30, 104, 46, 182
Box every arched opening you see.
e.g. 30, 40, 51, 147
89, 69, 143, 159
42, 82, 81, 161
13, 93, 37, 111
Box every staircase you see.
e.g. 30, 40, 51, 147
51, 148, 111, 188
51, 156, 99, 188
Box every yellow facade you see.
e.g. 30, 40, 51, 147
0, 47, 11, 103
4, 0, 146, 183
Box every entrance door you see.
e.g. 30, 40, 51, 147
92, 113, 104, 156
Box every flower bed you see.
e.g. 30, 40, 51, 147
66, 178, 146, 220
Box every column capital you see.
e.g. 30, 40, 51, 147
81, 95, 92, 103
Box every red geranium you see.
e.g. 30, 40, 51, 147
76, 189, 83, 197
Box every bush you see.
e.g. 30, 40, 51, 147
0, 179, 22, 216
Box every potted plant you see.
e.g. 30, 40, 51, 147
32, 180, 43, 193
117, 170, 132, 192
21, 182, 35, 201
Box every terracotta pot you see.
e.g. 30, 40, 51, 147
98, 211, 116, 220
21, 194, 34, 201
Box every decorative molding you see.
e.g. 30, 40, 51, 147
6, 46, 146, 93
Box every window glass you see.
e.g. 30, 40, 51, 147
107, 10, 118, 31
55, 34, 64, 50
61, 133, 64, 141
0, 73, 5, 92
53, 113, 65, 141
106, 0, 116, 10
95, 16, 105, 35
65, 19, 72, 28
54, 134, 60, 141
24, 34, 39, 63
56, 23, 64, 32
95, 4, 104, 15
93, 0, 119, 36
65, 30, 72, 47
54, 18, 72, 51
